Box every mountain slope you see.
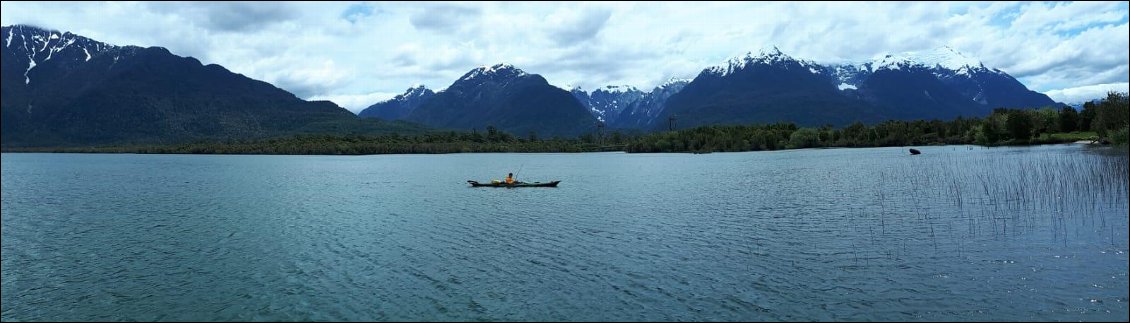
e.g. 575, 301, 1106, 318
1, 25, 366, 146
570, 85, 646, 124
405, 64, 597, 137
358, 85, 434, 120
612, 79, 689, 129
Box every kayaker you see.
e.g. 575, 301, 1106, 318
506, 173, 515, 184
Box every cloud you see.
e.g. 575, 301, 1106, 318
1, 1, 1127, 105
409, 4, 481, 33
263, 59, 353, 98
145, 2, 299, 33
1045, 82, 1130, 104
341, 2, 377, 23
544, 7, 612, 45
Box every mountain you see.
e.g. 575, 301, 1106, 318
1, 25, 382, 146
656, 46, 1058, 130
658, 47, 881, 129
830, 46, 1059, 119
570, 85, 646, 124
404, 64, 596, 137
358, 85, 434, 120
611, 79, 689, 129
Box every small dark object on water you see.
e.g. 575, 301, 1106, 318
467, 180, 560, 188
909, 148, 921, 155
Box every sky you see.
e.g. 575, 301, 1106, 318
2, 1, 1128, 113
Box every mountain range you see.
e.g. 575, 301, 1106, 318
2, 25, 1061, 146
654, 46, 1057, 130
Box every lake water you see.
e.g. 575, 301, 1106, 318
2, 145, 1127, 321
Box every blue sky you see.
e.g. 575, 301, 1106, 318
2, 1, 1127, 112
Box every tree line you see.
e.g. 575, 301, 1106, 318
7, 92, 1126, 155
627, 91, 1128, 153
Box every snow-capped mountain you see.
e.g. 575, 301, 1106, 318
612, 79, 689, 129
705, 46, 825, 77
657, 46, 1057, 129
570, 85, 646, 123
455, 63, 528, 85
358, 85, 435, 120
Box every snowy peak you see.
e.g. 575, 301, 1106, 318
358, 85, 435, 120
706, 46, 819, 76
383, 84, 434, 104
870, 46, 989, 74
594, 85, 642, 94
401, 84, 432, 99
3, 24, 120, 85
457, 63, 528, 83
659, 78, 690, 89
912, 46, 985, 70
573, 80, 690, 124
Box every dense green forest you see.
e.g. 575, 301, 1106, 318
627, 92, 1129, 153
5, 92, 1126, 155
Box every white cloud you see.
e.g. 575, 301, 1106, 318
1045, 82, 1130, 104
1, 1, 1127, 109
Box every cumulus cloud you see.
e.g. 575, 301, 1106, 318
262, 59, 354, 98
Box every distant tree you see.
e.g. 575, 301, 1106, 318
1006, 109, 1033, 141
1032, 107, 1060, 135
610, 131, 623, 144
1079, 101, 1097, 131
1059, 107, 1079, 133
1093, 91, 1129, 137
788, 128, 821, 148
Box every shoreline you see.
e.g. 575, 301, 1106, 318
2, 140, 1112, 157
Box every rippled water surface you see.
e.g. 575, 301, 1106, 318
2, 145, 1128, 321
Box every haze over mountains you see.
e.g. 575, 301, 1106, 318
3, 25, 1061, 146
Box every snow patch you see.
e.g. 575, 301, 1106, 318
660, 78, 690, 87
599, 85, 639, 94
25, 57, 35, 84
707, 46, 797, 76
84, 48, 91, 61
838, 83, 857, 91
459, 63, 527, 82
871, 46, 985, 72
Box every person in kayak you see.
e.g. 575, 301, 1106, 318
506, 173, 515, 184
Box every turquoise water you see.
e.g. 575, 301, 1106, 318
2, 145, 1127, 321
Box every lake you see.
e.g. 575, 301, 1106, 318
2, 145, 1127, 321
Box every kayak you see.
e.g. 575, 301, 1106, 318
467, 180, 561, 188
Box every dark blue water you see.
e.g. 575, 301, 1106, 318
2, 145, 1128, 321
